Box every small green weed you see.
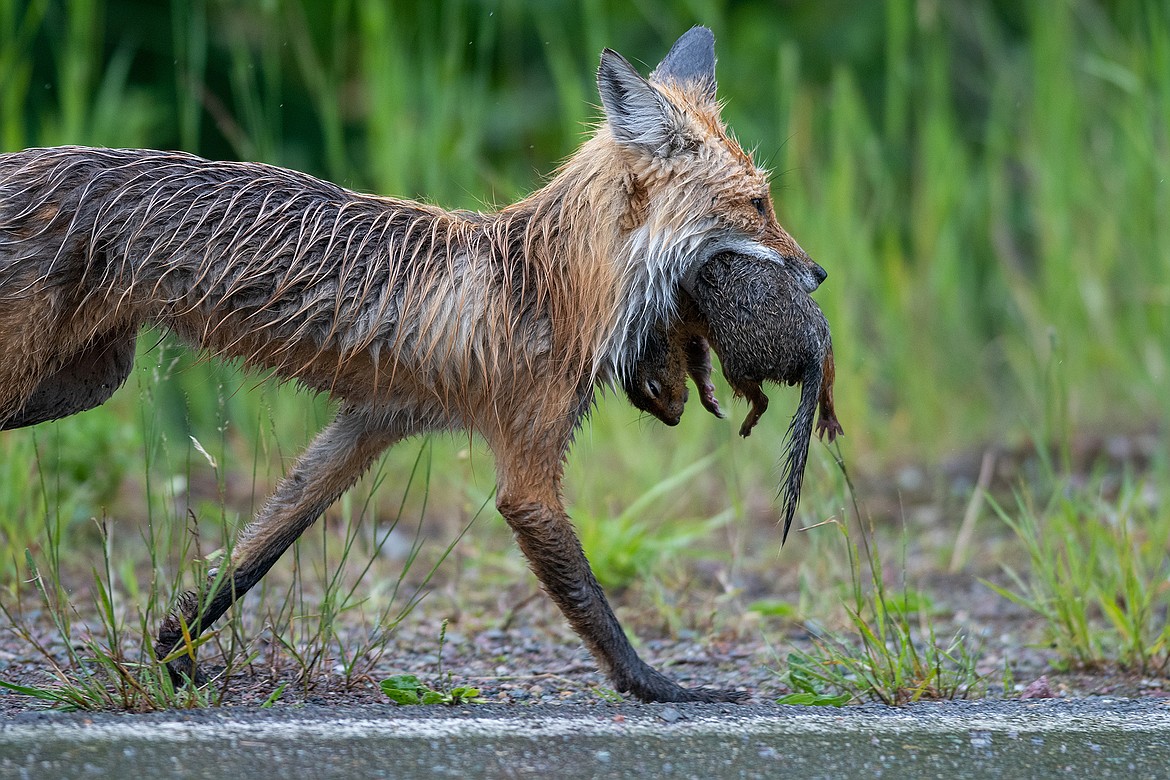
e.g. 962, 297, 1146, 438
379, 619, 485, 706
259, 682, 288, 708
593, 686, 624, 704
987, 478, 1170, 674
748, 599, 800, 620
776, 446, 986, 706
776, 654, 851, 707
380, 674, 484, 706
575, 455, 731, 592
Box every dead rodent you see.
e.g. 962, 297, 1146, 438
625, 251, 843, 538
623, 324, 723, 425
628, 256, 843, 442
684, 251, 844, 539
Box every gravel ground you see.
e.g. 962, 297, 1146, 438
2, 436, 1167, 717
2, 570, 1167, 717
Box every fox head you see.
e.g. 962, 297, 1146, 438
592, 27, 825, 375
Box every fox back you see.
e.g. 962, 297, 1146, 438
1, 30, 822, 441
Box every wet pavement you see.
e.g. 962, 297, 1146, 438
3, 698, 1169, 779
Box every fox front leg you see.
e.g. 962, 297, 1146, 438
493, 436, 746, 704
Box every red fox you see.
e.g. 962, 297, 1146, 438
0, 27, 824, 703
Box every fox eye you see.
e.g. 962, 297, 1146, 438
750, 197, 766, 216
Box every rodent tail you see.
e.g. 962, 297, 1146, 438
778, 356, 824, 544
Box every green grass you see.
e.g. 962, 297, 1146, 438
773, 449, 987, 706
0, 349, 479, 711
3, 2, 1164, 476
988, 477, 1170, 675
1, 0, 1168, 708
575, 454, 732, 592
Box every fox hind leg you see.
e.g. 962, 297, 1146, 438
156, 407, 403, 685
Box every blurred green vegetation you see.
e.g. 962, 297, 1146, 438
0, 0, 1167, 543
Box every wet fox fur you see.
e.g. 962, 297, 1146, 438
0, 27, 824, 703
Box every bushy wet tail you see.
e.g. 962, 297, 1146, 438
778, 356, 824, 543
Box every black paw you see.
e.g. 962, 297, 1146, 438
620, 663, 748, 704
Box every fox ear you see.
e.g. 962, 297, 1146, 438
650, 26, 716, 101
598, 48, 683, 157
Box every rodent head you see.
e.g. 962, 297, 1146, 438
622, 325, 689, 426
